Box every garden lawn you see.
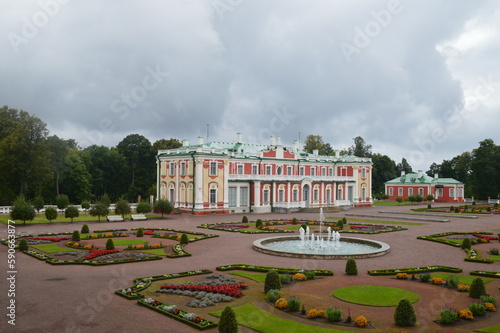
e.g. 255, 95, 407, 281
31, 243, 77, 253
343, 218, 425, 226
111, 239, 151, 246
488, 255, 500, 262
428, 273, 492, 285
230, 271, 266, 283
137, 249, 167, 256
332, 286, 419, 306
475, 324, 500, 332
210, 303, 348, 333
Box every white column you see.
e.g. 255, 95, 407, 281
195, 159, 203, 210
223, 160, 229, 209
287, 183, 291, 206
254, 181, 261, 208
320, 182, 325, 206
174, 160, 179, 207
156, 159, 160, 199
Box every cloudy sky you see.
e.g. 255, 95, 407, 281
1, 0, 499, 171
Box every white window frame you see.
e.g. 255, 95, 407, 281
237, 164, 244, 175
210, 161, 217, 176
169, 162, 175, 176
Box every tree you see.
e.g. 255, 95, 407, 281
55, 194, 69, 214
218, 306, 238, 333
81, 200, 90, 213
89, 202, 109, 221
114, 198, 131, 219
153, 198, 173, 217
46, 135, 75, 197
44, 207, 57, 223
347, 136, 372, 157
470, 139, 500, 199
0, 107, 53, 202
106, 238, 115, 250
180, 233, 189, 245
81, 224, 90, 234
371, 153, 397, 195
136, 200, 151, 214
469, 277, 486, 298
59, 148, 92, 203
396, 158, 412, 175
10, 195, 36, 224
345, 258, 358, 275
152, 138, 182, 152
33, 196, 45, 215
264, 270, 282, 293
65, 206, 80, 222
303, 135, 334, 155
18, 238, 29, 251
72, 230, 80, 242
100, 193, 111, 208
117, 134, 154, 196
136, 228, 144, 237
425, 194, 434, 201
394, 299, 416, 327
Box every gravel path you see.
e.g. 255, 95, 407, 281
1, 204, 499, 332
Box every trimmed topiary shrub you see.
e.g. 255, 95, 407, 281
264, 270, 282, 293
469, 302, 486, 316
439, 308, 458, 324
280, 274, 291, 285
218, 306, 238, 333
18, 238, 29, 251
419, 273, 431, 282
72, 230, 80, 242
447, 275, 459, 289
300, 223, 307, 232
266, 289, 280, 303
337, 219, 344, 229
469, 277, 486, 298
287, 297, 301, 312
81, 224, 90, 234
304, 271, 316, 280
180, 233, 189, 245
292, 218, 298, 225
136, 228, 144, 237
461, 237, 472, 250
242, 215, 248, 223
326, 306, 342, 322
394, 299, 416, 327
255, 219, 263, 228
345, 258, 358, 275
106, 238, 115, 250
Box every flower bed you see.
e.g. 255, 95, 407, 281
473, 234, 498, 241
166, 243, 191, 258
82, 249, 120, 260
159, 282, 246, 298
138, 298, 217, 330
216, 264, 333, 276
26, 237, 71, 242
368, 265, 462, 276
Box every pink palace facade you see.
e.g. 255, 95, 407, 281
156, 134, 373, 215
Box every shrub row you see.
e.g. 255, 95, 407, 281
470, 270, 500, 279
368, 265, 462, 276
216, 264, 333, 276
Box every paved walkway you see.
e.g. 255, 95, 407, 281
1, 204, 499, 332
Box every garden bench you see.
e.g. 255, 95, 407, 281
131, 214, 147, 221
107, 215, 124, 222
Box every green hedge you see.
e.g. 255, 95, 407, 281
368, 265, 462, 276
470, 271, 500, 279
216, 264, 333, 276
166, 243, 191, 258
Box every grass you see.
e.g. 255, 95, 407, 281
373, 201, 426, 206
111, 239, 150, 246
230, 271, 266, 283
332, 286, 419, 306
428, 273, 492, 285
137, 249, 168, 256
210, 302, 348, 333
284, 226, 316, 230
31, 243, 77, 253
475, 324, 500, 332
343, 218, 425, 226
0, 213, 162, 225
488, 255, 500, 262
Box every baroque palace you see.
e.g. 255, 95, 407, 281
156, 134, 373, 214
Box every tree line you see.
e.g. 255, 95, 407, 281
303, 135, 500, 200
1, 106, 498, 207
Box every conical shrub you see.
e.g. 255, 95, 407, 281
345, 258, 358, 275
394, 299, 416, 327
218, 306, 238, 333
264, 270, 282, 293
469, 277, 486, 298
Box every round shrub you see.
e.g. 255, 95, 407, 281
326, 306, 342, 322
446, 275, 459, 289
304, 271, 315, 280
180, 233, 189, 245
461, 237, 472, 250
106, 238, 115, 250
419, 273, 431, 282
469, 302, 486, 316
490, 248, 499, 255
287, 297, 301, 312
458, 284, 470, 292
266, 289, 280, 303
292, 273, 307, 281
81, 224, 90, 234
255, 219, 263, 228
480, 295, 496, 306
136, 228, 144, 237
307, 309, 318, 319
218, 306, 238, 333
18, 238, 29, 251
72, 230, 80, 242
280, 274, 291, 285
241, 215, 248, 223
345, 258, 358, 275
264, 270, 281, 293
431, 277, 444, 285
394, 299, 416, 327
292, 218, 298, 225
439, 308, 458, 324
469, 277, 486, 299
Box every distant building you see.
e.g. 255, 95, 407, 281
385, 171, 465, 203
156, 134, 373, 215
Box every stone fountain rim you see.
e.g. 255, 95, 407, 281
253, 235, 390, 260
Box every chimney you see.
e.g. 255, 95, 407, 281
270, 136, 276, 146
182, 139, 189, 147
313, 149, 319, 156
293, 140, 300, 151
236, 132, 242, 143
417, 170, 423, 178
277, 136, 282, 145
434, 173, 438, 179
335, 150, 339, 158
401, 171, 405, 176
197, 136, 204, 145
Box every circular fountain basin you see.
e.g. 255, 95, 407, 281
253, 236, 390, 259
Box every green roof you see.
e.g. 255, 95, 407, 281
385, 173, 463, 185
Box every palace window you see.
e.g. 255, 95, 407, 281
252, 165, 258, 175
266, 165, 272, 175
398, 187, 403, 196
311, 168, 316, 176
293, 189, 298, 202
287, 166, 292, 175
237, 164, 244, 175
361, 168, 366, 178
299, 166, 304, 176
389, 187, 394, 196
408, 188, 413, 196
240, 187, 248, 206
228, 187, 237, 207
180, 162, 186, 176
209, 189, 217, 203
276, 166, 283, 175
169, 162, 175, 176
210, 162, 217, 176
263, 190, 269, 203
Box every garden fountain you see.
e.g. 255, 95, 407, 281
253, 208, 390, 259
